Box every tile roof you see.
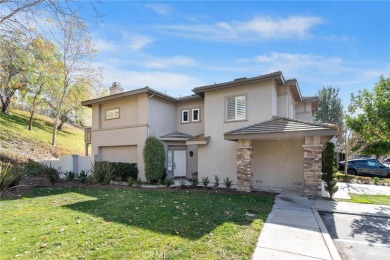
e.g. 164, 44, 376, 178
160, 131, 193, 139
225, 117, 337, 136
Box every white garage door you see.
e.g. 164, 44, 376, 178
100, 145, 137, 163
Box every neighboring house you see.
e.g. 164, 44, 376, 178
81, 71, 337, 198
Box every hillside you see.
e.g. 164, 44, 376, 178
0, 109, 86, 164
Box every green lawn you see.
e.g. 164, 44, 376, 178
347, 193, 390, 206
0, 109, 85, 161
0, 188, 274, 259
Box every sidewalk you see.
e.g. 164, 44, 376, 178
252, 191, 340, 260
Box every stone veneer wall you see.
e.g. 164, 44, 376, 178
237, 147, 253, 192
303, 145, 323, 198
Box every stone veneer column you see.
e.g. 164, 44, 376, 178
236, 139, 253, 192
303, 144, 323, 198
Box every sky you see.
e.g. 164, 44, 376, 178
85, 1, 390, 106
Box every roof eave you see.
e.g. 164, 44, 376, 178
224, 129, 337, 141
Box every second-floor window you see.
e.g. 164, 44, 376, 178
182, 109, 189, 123
105, 108, 120, 120
192, 108, 200, 122
226, 95, 246, 121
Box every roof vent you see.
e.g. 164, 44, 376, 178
109, 82, 124, 95
234, 77, 247, 81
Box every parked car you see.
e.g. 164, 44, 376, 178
384, 157, 390, 165
338, 158, 390, 178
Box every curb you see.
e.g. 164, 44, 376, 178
315, 209, 390, 219
312, 210, 342, 260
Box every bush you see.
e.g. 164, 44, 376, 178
0, 163, 24, 190
179, 179, 186, 189
214, 175, 220, 189
165, 179, 174, 187
143, 136, 165, 183
373, 177, 380, 185
41, 164, 60, 184
64, 171, 76, 182
321, 142, 338, 199
189, 178, 198, 187
134, 178, 142, 187
110, 162, 138, 181
91, 161, 114, 184
356, 176, 372, 184
23, 161, 44, 176
128, 177, 135, 187
202, 176, 210, 188
78, 170, 88, 183
335, 172, 355, 182
224, 177, 233, 190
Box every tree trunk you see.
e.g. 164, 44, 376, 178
344, 158, 349, 175
57, 114, 68, 130
52, 83, 67, 146
28, 109, 35, 130
1, 96, 11, 114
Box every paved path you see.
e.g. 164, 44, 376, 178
253, 191, 340, 260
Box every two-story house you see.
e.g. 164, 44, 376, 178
81, 71, 336, 198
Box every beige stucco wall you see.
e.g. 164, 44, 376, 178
277, 86, 296, 119
100, 145, 137, 163
90, 93, 149, 180
252, 139, 304, 190
176, 99, 204, 136
198, 80, 275, 183
149, 96, 176, 138
295, 102, 313, 121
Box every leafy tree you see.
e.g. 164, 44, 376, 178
347, 75, 390, 143
314, 86, 344, 126
143, 136, 165, 183
0, 36, 32, 114
358, 141, 390, 158
321, 142, 338, 199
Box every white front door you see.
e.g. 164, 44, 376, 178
173, 150, 186, 177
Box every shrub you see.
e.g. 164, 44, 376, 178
128, 177, 135, 187
165, 179, 174, 187
189, 178, 199, 187
214, 175, 220, 189
134, 178, 142, 187
224, 177, 233, 190
335, 172, 355, 182
41, 164, 60, 184
356, 176, 372, 184
78, 170, 88, 183
143, 136, 165, 183
91, 161, 114, 184
64, 171, 76, 182
0, 163, 24, 190
321, 142, 338, 199
373, 177, 380, 185
110, 162, 138, 181
23, 161, 44, 176
202, 176, 210, 188
179, 179, 186, 189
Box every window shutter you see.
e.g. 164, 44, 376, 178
227, 97, 236, 120
226, 95, 246, 121
236, 96, 246, 120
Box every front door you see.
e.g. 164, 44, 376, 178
173, 150, 186, 177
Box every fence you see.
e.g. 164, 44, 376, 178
40, 155, 94, 177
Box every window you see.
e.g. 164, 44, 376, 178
192, 108, 200, 122
105, 108, 119, 120
226, 95, 246, 121
182, 109, 189, 123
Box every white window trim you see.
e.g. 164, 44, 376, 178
191, 108, 200, 122
105, 107, 120, 120
225, 94, 247, 122
181, 109, 189, 123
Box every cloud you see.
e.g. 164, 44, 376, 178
122, 33, 153, 51
157, 15, 323, 41
143, 56, 197, 69
145, 3, 172, 15
93, 38, 117, 52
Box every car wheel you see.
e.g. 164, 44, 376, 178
347, 169, 357, 175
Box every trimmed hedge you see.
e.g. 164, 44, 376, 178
110, 162, 138, 181
143, 136, 165, 183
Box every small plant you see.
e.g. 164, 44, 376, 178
214, 175, 220, 189
91, 161, 114, 184
373, 177, 380, 185
64, 171, 76, 182
179, 179, 186, 189
41, 164, 60, 184
128, 177, 135, 186
78, 170, 88, 183
23, 161, 44, 176
165, 179, 174, 187
224, 177, 233, 190
190, 178, 199, 187
156, 179, 161, 187
202, 176, 210, 188
134, 178, 142, 187
0, 163, 24, 190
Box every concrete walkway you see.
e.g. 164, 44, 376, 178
333, 182, 390, 200
253, 191, 340, 260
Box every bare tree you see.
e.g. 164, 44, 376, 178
49, 13, 97, 146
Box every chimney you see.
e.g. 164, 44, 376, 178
109, 82, 124, 95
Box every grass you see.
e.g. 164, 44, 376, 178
0, 109, 85, 162
346, 193, 390, 206
0, 187, 274, 259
